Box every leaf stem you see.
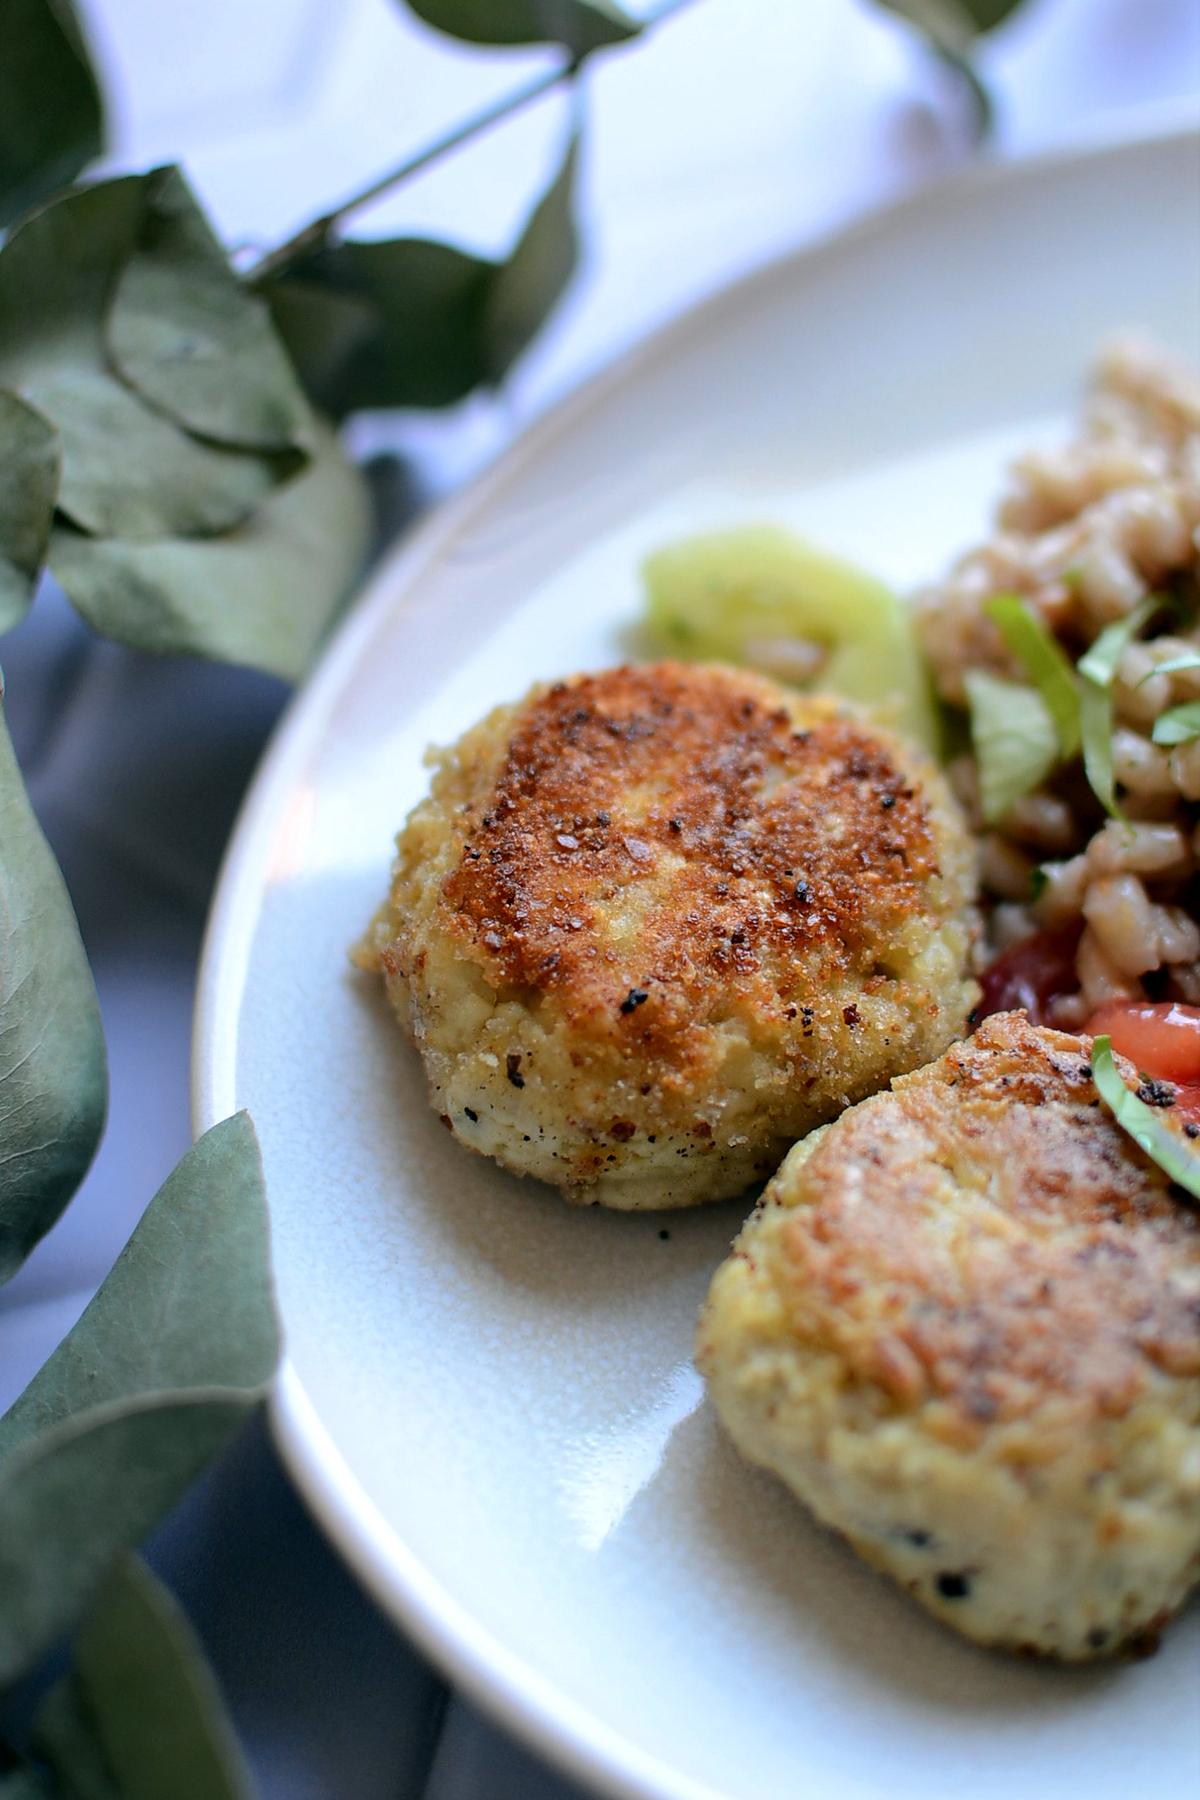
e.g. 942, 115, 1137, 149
249, 0, 702, 282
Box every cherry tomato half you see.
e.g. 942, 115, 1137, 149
1083, 1000, 1200, 1090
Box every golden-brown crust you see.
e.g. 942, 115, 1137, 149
440, 663, 941, 1062
777, 1011, 1200, 1434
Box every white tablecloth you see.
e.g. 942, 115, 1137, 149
1, 0, 1197, 1793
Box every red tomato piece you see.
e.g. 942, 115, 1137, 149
1083, 1000, 1200, 1089
976, 924, 1083, 1026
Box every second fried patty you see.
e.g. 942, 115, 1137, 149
356, 661, 978, 1207
698, 1011, 1200, 1656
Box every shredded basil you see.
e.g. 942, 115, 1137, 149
1136, 651, 1200, 686
1091, 1036, 1200, 1203
1077, 596, 1163, 818
985, 593, 1080, 757
963, 669, 1058, 825
1152, 700, 1200, 747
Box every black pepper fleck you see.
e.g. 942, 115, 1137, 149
620, 988, 649, 1014
881, 793, 896, 809
793, 880, 810, 903
936, 1572, 971, 1600
464, 1108, 478, 1123
506, 1053, 525, 1088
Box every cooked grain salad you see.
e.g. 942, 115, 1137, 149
916, 338, 1200, 1027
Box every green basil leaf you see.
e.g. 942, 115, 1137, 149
1152, 701, 1200, 747
963, 668, 1058, 825
0, 1113, 278, 1683
0, 684, 106, 1284
47, 1557, 254, 1800
0, 0, 104, 230
1137, 651, 1200, 685
1091, 1035, 1200, 1203
401, 0, 639, 55
484, 130, 578, 379
1077, 595, 1162, 687
48, 419, 369, 682
0, 391, 59, 633
1079, 677, 1120, 820
985, 593, 1080, 758
107, 167, 313, 455
0, 172, 301, 541
260, 128, 579, 416
1077, 595, 1162, 818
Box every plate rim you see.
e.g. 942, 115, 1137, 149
193, 115, 1200, 1800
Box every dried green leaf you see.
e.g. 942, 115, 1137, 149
33, 1682, 120, 1800
0, 1114, 276, 1457
0, 1771, 58, 1799
0, 1394, 253, 1690
0, 172, 301, 541
48, 421, 370, 681
0, 1113, 278, 1684
0, 686, 106, 1285
264, 239, 493, 416
0, 0, 104, 230
484, 132, 579, 379
872, 0, 1022, 55
61, 1557, 253, 1800
401, 0, 639, 55
871, 0, 1021, 135
260, 130, 579, 417
0, 391, 59, 632
107, 167, 313, 455
28, 371, 291, 541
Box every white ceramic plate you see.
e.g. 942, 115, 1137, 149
195, 128, 1200, 1800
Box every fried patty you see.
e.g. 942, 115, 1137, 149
355, 662, 978, 1208
698, 1011, 1200, 1656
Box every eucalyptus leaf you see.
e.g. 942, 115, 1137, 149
0, 1113, 277, 1685
0, 0, 104, 230
49, 421, 370, 681
0, 1394, 253, 1689
33, 1683, 120, 1800
261, 130, 579, 417
107, 167, 313, 455
0, 1771, 57, 1798
0, 392, 59, 633
0, 172, 301, 542
56, 1557, 254, 1800
401, 0, 639, 55
27, 371, 291, 541
0, 687, 106, 1285
0, 1114, 276, 1457
873, 0, 1022, 56
263, 239, 494, 415
484, 132, 579, 378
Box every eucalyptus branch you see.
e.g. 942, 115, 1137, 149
249, 0, 702, 283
